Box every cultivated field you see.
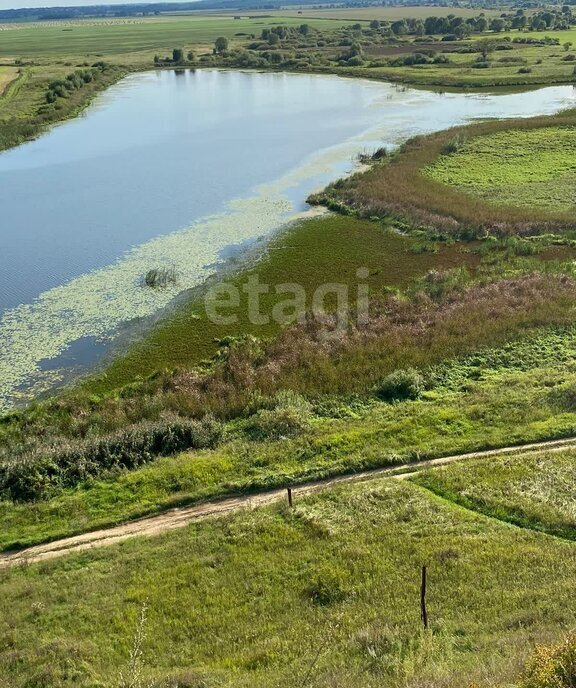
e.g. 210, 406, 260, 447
0, 65, 18, 94
0, 14, 356, 57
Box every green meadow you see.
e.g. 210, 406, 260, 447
0, 15, 356, 58
413, 446, 576, 541
426, 126, 576, 211
2, 478, 576, 688
5, 325, 576, 551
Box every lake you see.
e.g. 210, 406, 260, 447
1, 69, 575, 409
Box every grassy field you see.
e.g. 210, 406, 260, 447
0, 66, 18, 94
190, 6, 505, 21
355, 41, 576, 88
0, 10, 573, 90
413, 445, 576, 541
5, 325, 576, 550
4, 12, 576, 686
0, 15, 356, 58
2, 478, 576, 687
426, 126, 576, 211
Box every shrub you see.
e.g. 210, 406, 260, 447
547, 383, 576, 410
498, 56, 527, 64
372, 146, 389, 160
440, 135, 466, 155
244, 405, 310, 441
376, 368, 425, 402
518, 67, 532, 74
0, 415, 225, 501
519, 632, 576, 688
345, 55, 363, 67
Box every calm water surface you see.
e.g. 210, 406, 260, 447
1, 69, 575, 407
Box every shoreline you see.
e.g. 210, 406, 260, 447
1, 61, 574, 158
2, 68, 575, 412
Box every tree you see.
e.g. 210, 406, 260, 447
269, 50, 284, 64
489, 18, 506, 32
172, 48, 184, 63
511, 15, 527, 30
478, 39, 496, 60
369, 19, 380, 30
187, 51, 195, 61
214, 36, 229, 54
391, 19, 408, 36
298, 23, 309, 35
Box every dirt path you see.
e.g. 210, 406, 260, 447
3, 436, 576, 569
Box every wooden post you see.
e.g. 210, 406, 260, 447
420, 564, 428, 629
287, 487, 293, 508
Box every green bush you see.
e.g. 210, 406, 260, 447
244, 405, 310, 441
547, 383, 576, 411
0, 415, 225, 501
243, 391, 312, 440
376, 368, 425, 402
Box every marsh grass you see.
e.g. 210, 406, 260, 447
143, 267, 177, 289
312, 111, 576, 237
91, 215, 481, 393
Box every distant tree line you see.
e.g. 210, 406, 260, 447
366, 7, 576, 39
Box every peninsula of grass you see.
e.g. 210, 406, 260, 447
426, 125, 576, 211
312, 109, 576, 237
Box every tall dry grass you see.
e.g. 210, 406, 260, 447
311, 111, 576, 237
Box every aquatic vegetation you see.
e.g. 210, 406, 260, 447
143, 267, 177, 289
0, 193, 293, 412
